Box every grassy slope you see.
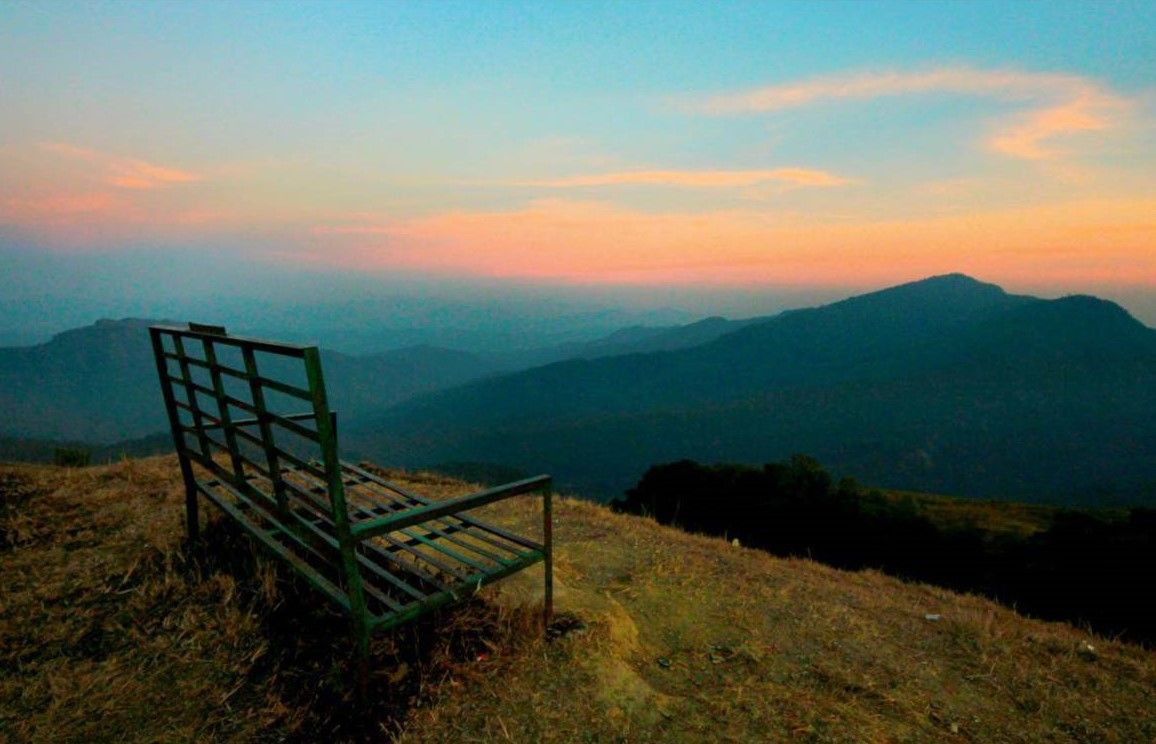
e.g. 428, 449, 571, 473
876, 489, 1064, 539
2, 457, 1153, 743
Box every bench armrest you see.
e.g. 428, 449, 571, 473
350, 474, 552, 541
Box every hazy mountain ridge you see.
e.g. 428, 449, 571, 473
348, 275, 1156, 504
486, 314, 765, 370
0, 319, 497, 443
4, 275, 1155, 505
0, 308, 769, 445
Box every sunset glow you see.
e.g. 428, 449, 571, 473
2, 1, 1155, 324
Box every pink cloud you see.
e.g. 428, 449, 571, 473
691, 66, 1127, 163
40, 142, 202, 190
2, 192, 124, 220
989, 93, 1114, 160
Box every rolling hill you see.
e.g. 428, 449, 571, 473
348, 274, 1156, 504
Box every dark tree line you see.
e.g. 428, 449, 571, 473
612, 456, 1156, 646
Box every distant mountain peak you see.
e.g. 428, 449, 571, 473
807, 273, 1023, 329
873, 272, 1006, 297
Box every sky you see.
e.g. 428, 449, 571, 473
2, 0, 1155, 336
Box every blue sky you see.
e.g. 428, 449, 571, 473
2, 0, 1155, 334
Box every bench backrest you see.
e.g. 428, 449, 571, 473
149, 323, 353, 528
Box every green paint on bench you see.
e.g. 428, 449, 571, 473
149, 323, 553, 668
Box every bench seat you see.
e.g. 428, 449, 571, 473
197, 461, 549, 629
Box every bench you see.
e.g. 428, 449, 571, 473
148, 323, 553, 665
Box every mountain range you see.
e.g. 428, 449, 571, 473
345, 274, 1156, 504
0, 319, 494, 443
3, 274, 1154, 505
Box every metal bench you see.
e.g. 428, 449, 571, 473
149, 323, 553, 666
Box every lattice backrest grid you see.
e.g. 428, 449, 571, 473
153, 326, 335, 519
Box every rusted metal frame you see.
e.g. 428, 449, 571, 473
241, 346, 291, 513
150, 329, 203, 543
195, 480, 351, 611
199, 338, 248, 484
351, 475, 552, 540
301, 346, 372, 663
368, 550, 546, 631
341, 460, 545, 551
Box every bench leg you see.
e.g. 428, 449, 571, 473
355, 626, 370, 699
543, 488, 554, 628
185, 488, 200, 545
175, 457, 200, 545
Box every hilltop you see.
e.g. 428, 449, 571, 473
3, 456, 1154, 742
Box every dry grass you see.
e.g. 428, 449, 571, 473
877, 489, 1064, 539
3, 457, 1154, 742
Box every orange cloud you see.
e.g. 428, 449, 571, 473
691, 66, 1127, 163
2, 192, 124, 220
523, 168, 852, 189
40, 142, 202, 190
695, 68, 1090, 113
310, 198, 1156, 288
989, 93, 1113, 160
